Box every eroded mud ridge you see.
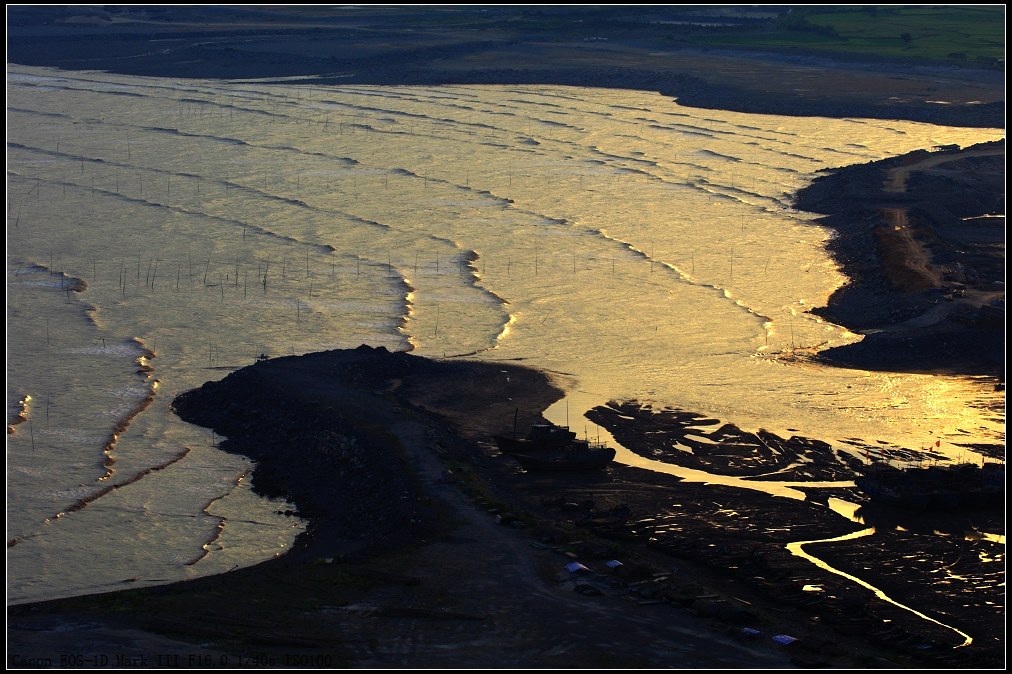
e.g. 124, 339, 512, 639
529, 400, 1004, 666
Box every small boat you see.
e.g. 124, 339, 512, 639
509, 442, 616, 472
493, 422, 577, 454
494, 414, 616, 472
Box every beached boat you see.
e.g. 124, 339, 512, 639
495, 417, 616, 471
854, 461, 1004, 509
509, 442, 616, 472
493, 421, 577, 454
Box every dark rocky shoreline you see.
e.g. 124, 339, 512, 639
792, 140, 1005, 377
170, 350, 426, 562
168, 346, 563, 562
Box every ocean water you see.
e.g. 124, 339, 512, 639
6, 65, 1004, 604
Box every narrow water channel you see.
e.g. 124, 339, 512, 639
543, 394, 977, 645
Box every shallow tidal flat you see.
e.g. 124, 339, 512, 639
6, 62, 1004, 626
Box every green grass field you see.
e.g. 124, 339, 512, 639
699, 5, 1004, 65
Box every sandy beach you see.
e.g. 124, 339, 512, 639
7, 5, 1004, 669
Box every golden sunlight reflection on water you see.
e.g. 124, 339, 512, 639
6, 65, 1004, 602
